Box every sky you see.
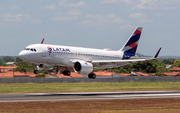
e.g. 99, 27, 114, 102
0, 0, 180, 56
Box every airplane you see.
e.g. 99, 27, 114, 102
18, 27, 161, 79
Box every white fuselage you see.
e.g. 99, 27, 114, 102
19, 44, 124, 69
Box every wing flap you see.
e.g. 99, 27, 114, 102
91, 59, 146, 69
92, 59, 146, 63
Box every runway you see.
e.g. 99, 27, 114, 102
1, 91, 180, 102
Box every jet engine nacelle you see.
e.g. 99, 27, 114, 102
39, 64, 53, 70
74, 61, 93, 74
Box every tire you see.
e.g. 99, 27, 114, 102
88, 74, 92, 79
34, 70, 38, 74
92, 74, 96, 79
63, 70, 71, 76
67, 71, 71, 76
63, 70, 67, 76
88, 73, 96, 79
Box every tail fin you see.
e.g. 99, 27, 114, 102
120, 27, 143, 59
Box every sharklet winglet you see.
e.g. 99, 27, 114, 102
41, 38, 45, 44
154, 48, 161, 58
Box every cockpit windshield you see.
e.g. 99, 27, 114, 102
24, 48, 37, 52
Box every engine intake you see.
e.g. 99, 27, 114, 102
74, 61, 93, 74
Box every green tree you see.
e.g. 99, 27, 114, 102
161, 59, 175, 64
132, 60, 157, 73
3, 56, 14, 62
14, 61, 34, 73
15, 57, 23, 66
172, 59, 180, 67
112, 65, 132, 73
0, 59, 4, 65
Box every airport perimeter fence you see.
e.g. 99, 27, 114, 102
0, 76, 180, 83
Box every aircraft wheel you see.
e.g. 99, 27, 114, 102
63, 70, 71, 76
34, 70, 38, 74
88, 74, 92, 79
63, 70, 67, 76
66, 71, 71, 76
92, 73, 96, 79
88, 73, 96, 79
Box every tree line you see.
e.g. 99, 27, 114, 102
0, 56, 179, 76
0, 56, 15, 66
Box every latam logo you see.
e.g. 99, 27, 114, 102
47, 46, 70, 52
47, 46, 52, 51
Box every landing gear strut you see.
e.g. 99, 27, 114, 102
88, 73, 96, 79
34, 64, 39, 74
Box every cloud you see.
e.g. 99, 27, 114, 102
137, 19, 154, 23
30, 19, 42, 23
107, 14, 116, 18
101, 0, 132, 4
1, 13, 41, 23
54, 16, 78, 21
80, 21, 96, 26
2, 13, 27, 22
67, 9, 81, 16
120, 25, 134, 29
112, 17, 123, 23
155, 13, 168, 17
131, 0, 178, 10
86, 14, 104, 20
129, 13, 146, 18
43, 4, 56, 10
10, 5, 20, 10
101, 0, 178, 10
85, 13, 124, 24
59, 0, 88, 7
80, 14, 123, 27
53, 9, 81, 21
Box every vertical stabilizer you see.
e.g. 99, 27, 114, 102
120, 27, 143, 59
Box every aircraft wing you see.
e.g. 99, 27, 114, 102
90, 59, 146, 68
91, 59, 146, 64
93, 48, 161, 68
129, 48, 161, 60
71, 58, 148, 69
71, 48, 161, 69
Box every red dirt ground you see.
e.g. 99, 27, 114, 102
0, 98, 180, 113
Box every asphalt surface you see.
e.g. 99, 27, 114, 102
1, 91, 180, 102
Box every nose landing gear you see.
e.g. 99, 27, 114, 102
34, 70, 38, 74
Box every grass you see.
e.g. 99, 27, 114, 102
0, 82, 180, 94
1, 82, 180, 112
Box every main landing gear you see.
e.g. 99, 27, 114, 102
88, 73, 96, 79
62, 70, 71, 76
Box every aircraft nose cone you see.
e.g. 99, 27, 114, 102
18, 51, 27, 60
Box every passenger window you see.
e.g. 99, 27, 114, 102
31, 48, 33, 51
34, 49, 36, 52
